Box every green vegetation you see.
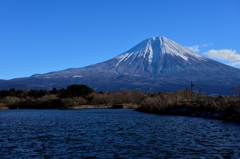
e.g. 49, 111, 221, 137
0, 84, 240, 122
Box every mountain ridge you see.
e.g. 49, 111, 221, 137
1, 36, 240, 94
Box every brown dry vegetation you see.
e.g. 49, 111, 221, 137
1, 85, 240, 122
0, 88, 239, 110
0, 89, 145, 109
136, 89, 240, 123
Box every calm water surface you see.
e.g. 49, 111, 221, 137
0, 109, 240, 158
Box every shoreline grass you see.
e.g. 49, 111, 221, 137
1, 84, 240, 123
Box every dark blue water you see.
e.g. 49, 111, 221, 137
0, 109, 240, 158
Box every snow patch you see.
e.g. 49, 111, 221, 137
115, 53, 129, 66
159, 36, 207, 61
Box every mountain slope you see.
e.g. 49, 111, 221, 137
1, 36, 240, 94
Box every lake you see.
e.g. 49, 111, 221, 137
0, 109, 240, 158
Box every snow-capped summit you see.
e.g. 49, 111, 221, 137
1, 36, 240, 94
116, 36, 205, 64
111, 36, 209, 76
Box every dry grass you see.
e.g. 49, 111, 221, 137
0, 89, 240, 115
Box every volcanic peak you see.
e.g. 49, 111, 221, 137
115, 36, 207, 67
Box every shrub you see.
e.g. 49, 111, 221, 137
2, 96, 20, 106
59, 98, 75, 108
59, 84, 94, 98
72, 96, 87, 106
91, 93, 108, 105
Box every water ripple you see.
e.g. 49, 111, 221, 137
0, 109, 240, 158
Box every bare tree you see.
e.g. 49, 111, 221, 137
232, 85, 240, 96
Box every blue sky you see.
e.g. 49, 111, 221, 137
0, 0, 240, 79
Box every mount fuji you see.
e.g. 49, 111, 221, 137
1, 36, 240, 94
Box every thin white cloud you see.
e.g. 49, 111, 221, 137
186, 43, 212, 52
187, 43, 212, 52
228, 61, 240, 67
204, 49, 240, 67
187, 45, 199, 52
204, 49, 240, 62
202, 43, 212, 47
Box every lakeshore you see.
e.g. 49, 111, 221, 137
1, 84, 240, 123
0, 104, 138, 110
2, 102, 240, 123
135, 102, 240, 123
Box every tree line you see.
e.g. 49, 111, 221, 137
0, 84, 95, 109
0, 84, 240, 115
0, 84, 94, 99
